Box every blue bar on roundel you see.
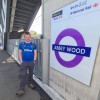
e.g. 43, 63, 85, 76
52, 44, 91, 57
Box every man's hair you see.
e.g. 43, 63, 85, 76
24, 32, 30, 35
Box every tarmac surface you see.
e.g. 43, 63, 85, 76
0, 50, 52, 100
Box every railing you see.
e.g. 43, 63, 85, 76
7, 39, 42, 80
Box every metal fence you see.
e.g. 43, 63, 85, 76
7, 39, 42, 80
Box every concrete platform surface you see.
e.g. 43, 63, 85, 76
0, 50, 51, 100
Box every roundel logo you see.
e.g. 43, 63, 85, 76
52, 28, 91, 68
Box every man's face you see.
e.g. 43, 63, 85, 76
24, 34, 31, 42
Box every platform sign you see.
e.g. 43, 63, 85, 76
50, 0, 100, 86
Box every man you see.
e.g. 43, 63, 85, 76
16, 32, 37, 96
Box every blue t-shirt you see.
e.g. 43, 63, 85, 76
18, 42, 37, 62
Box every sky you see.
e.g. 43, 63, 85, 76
29, 6, 42, 34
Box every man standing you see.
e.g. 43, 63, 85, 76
16, 32, 37, 96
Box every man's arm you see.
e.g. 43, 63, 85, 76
18, 50, 23, 63
34, 50, 37, 61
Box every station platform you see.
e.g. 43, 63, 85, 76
0, 50, 52, 100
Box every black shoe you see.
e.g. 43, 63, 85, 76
16, 90, 25, 96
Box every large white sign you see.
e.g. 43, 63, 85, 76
50, 0, 100, 86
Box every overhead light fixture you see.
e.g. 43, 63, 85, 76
18, 28, 24, 32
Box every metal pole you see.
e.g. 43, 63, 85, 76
41, 39, 49, 84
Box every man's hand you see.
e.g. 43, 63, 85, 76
18, 50, 23, 64
20, 60, 23, 64
34, 60, 36, 64
34, 50, 37, 64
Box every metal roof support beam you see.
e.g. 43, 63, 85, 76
6, 0, 11, 32
13, 22, 27, 26
15, 13, 32, 18
14, 19, 28, 23
14, 17, 30, 21
16, 9, 33, 15
17, 4, 34, 11
9, 0, 17, 32
18, 0, 35, 6
13, 24, 26, 27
